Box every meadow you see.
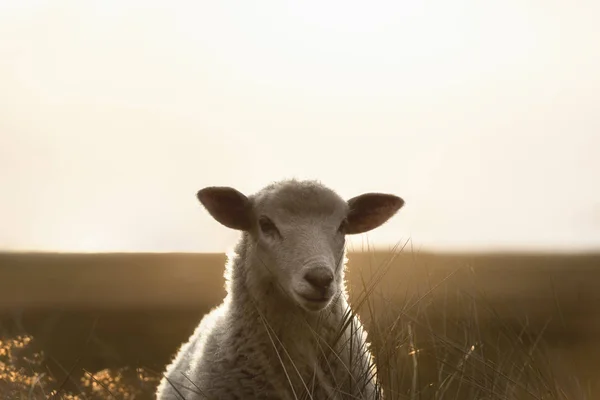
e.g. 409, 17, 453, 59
1, 249, 598, 399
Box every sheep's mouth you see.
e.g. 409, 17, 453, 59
303, 295, 329, 303
296, 292, 332, 310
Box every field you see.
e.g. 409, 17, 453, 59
1, 250, 599, 399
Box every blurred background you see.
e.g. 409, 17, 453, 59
1, 0, 599, 254
1, 1, 599, 398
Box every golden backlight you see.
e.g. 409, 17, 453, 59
0, 0, 599, 252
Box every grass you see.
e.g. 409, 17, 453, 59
359, 245, 593, 400
0, 334, 160, 399
0, 245, 596, 399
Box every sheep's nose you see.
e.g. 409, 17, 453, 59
304, 267, 334, 291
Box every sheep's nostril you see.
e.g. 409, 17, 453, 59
304, 268, 334, 291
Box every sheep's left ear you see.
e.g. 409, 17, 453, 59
345, 193, 404, 234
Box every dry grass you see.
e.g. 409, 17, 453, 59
1, 246, 596, 399
0, 334, 159, 399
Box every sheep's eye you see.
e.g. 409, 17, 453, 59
338, 218, 349, 234
259, 216, 280, 238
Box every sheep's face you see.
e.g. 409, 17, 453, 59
251, 187, 349, 312
196, 180, 405, 313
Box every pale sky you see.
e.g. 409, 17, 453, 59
1, 0, 599, 253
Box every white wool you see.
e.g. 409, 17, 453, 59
156, 180, 403, 399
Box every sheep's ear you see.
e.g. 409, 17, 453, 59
196, 187, 253, 231
345, 193, 404, 234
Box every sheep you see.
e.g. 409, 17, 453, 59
155, 179, 404, 400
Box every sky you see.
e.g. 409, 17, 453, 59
1, 0, 599, 253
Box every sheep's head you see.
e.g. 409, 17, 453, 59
197, 180, 404, 312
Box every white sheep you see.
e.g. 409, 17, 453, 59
155, 179, 404, 400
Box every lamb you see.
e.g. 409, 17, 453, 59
155, 179, 404, 400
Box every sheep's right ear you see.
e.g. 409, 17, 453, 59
196, 187, 253, 231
